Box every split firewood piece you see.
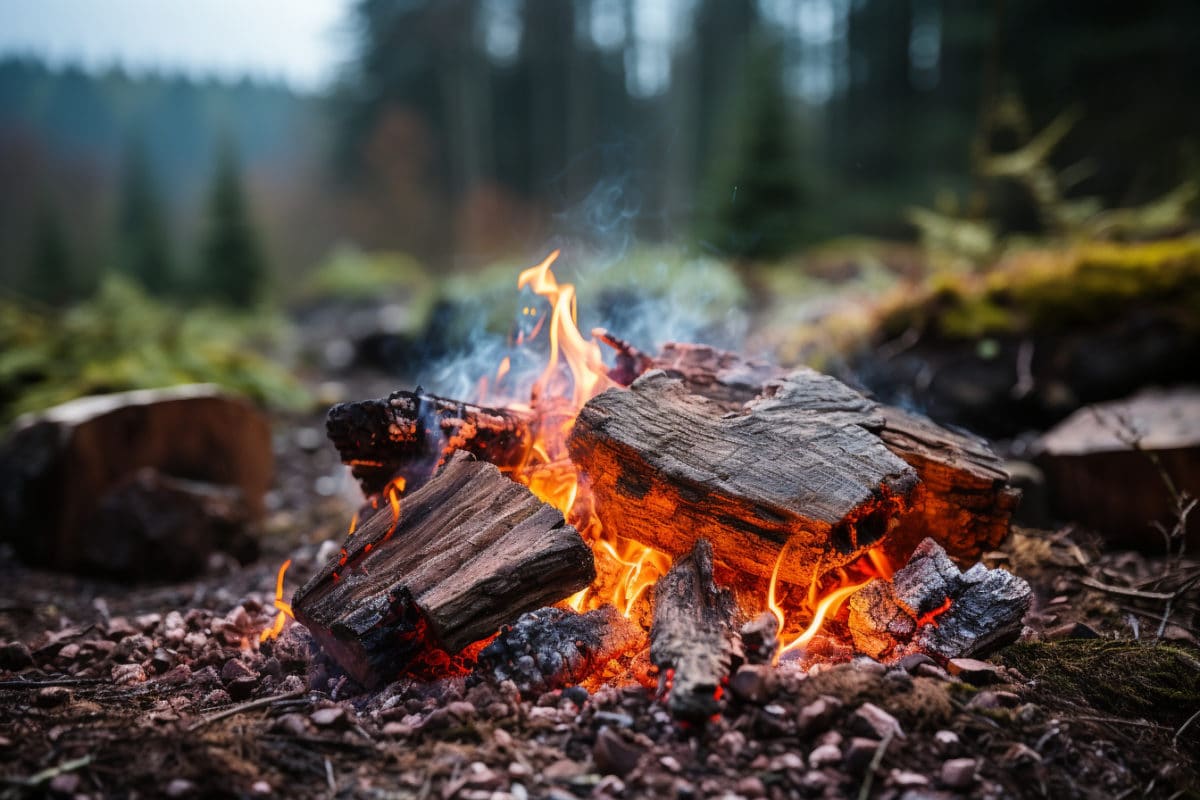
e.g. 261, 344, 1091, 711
650, 539, 743, 721
474, 605, 646, 695
325, 388, 534, 495
569, 369, 919, 585
847, 538, 1031, 661
875, 406, 1021, 565
291, 452, 595, 688
648, 342, 786, 407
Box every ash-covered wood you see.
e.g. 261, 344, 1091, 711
292, 452, 595, 688
569, 369, 919, 584
0, 385, 271, 576
847, 539, 1031, 661
740, 612, 781, 665
474, 605, 645, 695
650, 540, 743, 721
649, 342, 786, 407
325, 389, 534, 495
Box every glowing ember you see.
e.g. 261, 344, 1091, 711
259, 558, 294, 643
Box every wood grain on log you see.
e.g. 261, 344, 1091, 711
325, 389, 534, 495
292, 452, 595, 688
0, 385, 271, 576
650, 539, 742, 721
568, 369, 919, 585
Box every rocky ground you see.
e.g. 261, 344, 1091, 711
1, 410, 1198, 800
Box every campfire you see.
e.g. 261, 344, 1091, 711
271, 251, 1030, 719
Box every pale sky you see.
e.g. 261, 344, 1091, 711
0, 0, 353, 90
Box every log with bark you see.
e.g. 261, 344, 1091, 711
291, 452, 595, 688
650, 539, 743, 721
0, 384, 271, 576
325, 389, 534, 495
569, 369, 920, 585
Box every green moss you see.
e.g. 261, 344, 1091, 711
999, 640, 1200, 730
880, 236, 1200, 340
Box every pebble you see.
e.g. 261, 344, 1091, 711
310, 707, 347, 728
946, 658, 1002, 685
1045, 621, 1099, 640
967, 690, 1020, 710
562, 685, 589, 707
797, 695, 842, 733
112, 663, 147, 685
36, 686, 70, 707
592, 711, 634, 728
273, 713, 310, 737
915, 663, 951, 681
890, 769, 929, 788
508, 762, 532, 779
940, 758, 977, 789
897, 653, 935, 673
48, 773, 80, 794
767, 752, 804, 771
541, 759, 583, 780
933, 729, 960, 754
808, 743, 842, 768
850, 702, 904, 739
446, 700, 476, 720
845, 736, 880, 773
735, 776, 766, 798
1004, 742, 1042, 766
165, 778, 196, 797
381, 721, 413, 737
220, 659, 255, 684
851, 656, 887, 676
593, 727, 643, 777
250, 780, 272, 795
659, 755, 682, 773
730, 663, 775, 703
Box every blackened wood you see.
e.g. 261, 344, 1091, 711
474, 605, 645, 695
325, 389, 534, 495
649, 540, 742, 721
740, 612, 781, 665
291, 452, 595, 688
650, 342, 785, 407
568, 369, 919, 585
0, 385, 271, 576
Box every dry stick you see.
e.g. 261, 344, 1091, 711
1174, 707, 1200, 748
188, 687, 305, 732
0, 677, 104, 689
6, 755, 93, 788
857, 729, 895, 800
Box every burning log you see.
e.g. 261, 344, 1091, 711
650, 540, 743, 721
325, 389, 534, 495
569, 369, 920, 585
847, 539, 1032, 661
0, 385, 271, 576
647, 342, 786, 407
291, 452, 595, 688
474, 605, 645, 695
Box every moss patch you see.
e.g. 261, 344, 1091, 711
1000, 640, 1200, 730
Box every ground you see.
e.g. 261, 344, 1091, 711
1, 411, 1198, 800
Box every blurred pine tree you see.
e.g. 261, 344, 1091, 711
198, 141, 267, 307
28, 202, 74, 306
115, 136, 175, 295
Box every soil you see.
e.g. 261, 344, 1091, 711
2, 410, 1198, 800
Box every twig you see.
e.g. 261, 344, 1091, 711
1174, 708, 1200, 748
0, 677, 104, 689
4, 755, 93, 788
1078, 577, 1173, 601
857, 729, 894, 800
188, 687, 304, 731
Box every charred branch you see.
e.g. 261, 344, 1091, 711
292, 452, 595, 688
650, 540, 743, 721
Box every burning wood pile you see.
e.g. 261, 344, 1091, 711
282, 252, 1031, 720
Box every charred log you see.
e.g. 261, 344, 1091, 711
473, 605, 645, 695
291, 452, 595, 688
649, 342, 785, 408
569, 369, 919, 585
325, 389, 534, 495
847, 539, 1031, 661
650, 539, 743, 721
740, 612, 781, 666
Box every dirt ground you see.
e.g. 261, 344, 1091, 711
1, 412, 1198, 800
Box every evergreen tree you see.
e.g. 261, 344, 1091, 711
697, 43, 807, 261
28, 202, 74, 306
198, 140, 267, 307
116, 136, 175, 294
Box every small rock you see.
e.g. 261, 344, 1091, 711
135, 613, 163, 632
852, 657, 887, 676
541, 759, 583, 780
0, 641, 34, 670
220, 659, 255, 685
946, 658, 1002, 685
767, 752, 804, 771
36, 686, 70, 707
736, 776, 766, 798
381, 721, 412, 737
850, 702, 904, 739
57, 643, 81, 663
594, 728, 643, 777
446, 700, 476, 720
112, 663, 147, 685
493, 728, 513, 748
966, 690, 1020, 710
809, 743, 842, 768
508, 762, 532, 779
915, 663, 951, 681
730, 663, 775, 703
310, 707, 347, 728
272, 713, 310, 737
562, 685, 589, 707
890, 769, 929, 788
845, 737, 880, 774
933, 730, 960, 752
797, 695, 842, 733
659, 755, 682, 773
250, 780, 272, 795
227, 675, 259, 701
202, 689, 231, 707
48, 773, 80, 794
166, 778, 196, 797
940, 758, 977, 789
592, 711, 634, 728
897, 653, 935, 674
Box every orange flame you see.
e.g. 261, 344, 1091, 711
259, 558, 295, 643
